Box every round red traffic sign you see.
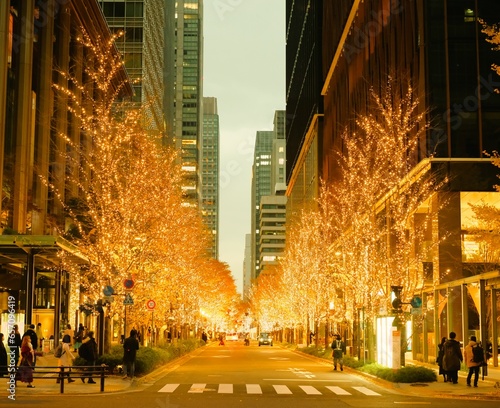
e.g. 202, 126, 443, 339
123, 278, 135, 290
146, 299, 156, 310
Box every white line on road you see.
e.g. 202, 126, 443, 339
218, 384, 233, 393
158, 383, 180, 393
246, 384, 262, 394
188, 383, 207, 393
325, 386, 352, 395
263, 378, 352, 382
273, 385, 293, 394
352, 386, 382, 396
299, 385, 322, 395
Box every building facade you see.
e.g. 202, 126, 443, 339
0, 0, 131, 344
286, 0, 500, 365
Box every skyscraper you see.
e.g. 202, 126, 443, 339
100, 0, 205, 203
201, 97, 220, 258
251, 111, 287, 280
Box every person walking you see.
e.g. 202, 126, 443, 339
74, 323, 85, 351
15, 335, 35, 388
464, 335, 484, 387
57, 334, 75, 384
122, 329, 139, 380
9, 324, 22, 366
0, 333, 8, 378
63, 324, 74, 350
78, 331, 98, 383
331, 334, 347, 371
436, 337, 448, 382
36, 323, 44, 350
23, 324, 38, 367
442, 331, 463, 384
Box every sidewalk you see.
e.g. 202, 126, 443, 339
395, 359, 500, 400
6, 351, 134, 397
8, 345, 204, 397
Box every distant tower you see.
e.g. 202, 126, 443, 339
250, 110, 287, 279
201, 97, 220, 259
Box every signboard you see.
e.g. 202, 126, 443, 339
392, 330, 401, 369
146, 299, 156, 311
123, 278, 135, 290
103, 285, 114, 296
123, 293, 134, 305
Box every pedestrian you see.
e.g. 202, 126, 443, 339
331, 334, 346, 371
63, 324, 74, 349
201, 331, 208, 343
464, 335, 484, 387
22, 324, 38, 367
122, 329, 139, 380
15, 335, 35, 388
0, 333, 8, 378
218, 334, 225, 346
57, 334, 75, 384
436, 337, 448, 382
74, 323, 85, 351
9, 324, 22, 366
36, 322, 44, 349
442, 331, 463, 384
78, 331, 98, 383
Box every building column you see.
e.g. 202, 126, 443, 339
32, 0, 55, 234
461, 284, 468, 342
0, 2, 9, 224
25, 250, 36, 325
52, 5, 70, 224
491, 288, 498, 367
12, 0, 35, 233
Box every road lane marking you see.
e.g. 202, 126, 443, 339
352, 386, 381, 396
188, 383, 207, 393
273, 385, 293, 394
246, 384, 262, 394
326, 385, 352, 395
158, 384, 179, 393
299, 385, 322, 395
218, 384, 233, 393
264, 378, 352, 382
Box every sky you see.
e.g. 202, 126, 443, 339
202, 0, 286, 294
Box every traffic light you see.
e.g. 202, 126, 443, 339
391, 285, 403, 311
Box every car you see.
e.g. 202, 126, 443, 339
258, 332, 273, 346
226, 332, 239, 341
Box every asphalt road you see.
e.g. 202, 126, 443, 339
6, 341, 500, 407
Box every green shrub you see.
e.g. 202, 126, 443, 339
359, 363, 436, 383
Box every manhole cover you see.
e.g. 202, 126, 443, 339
410, 383, 429, 387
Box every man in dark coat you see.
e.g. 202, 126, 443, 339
442, 331, 463, 384
122, 329, 139, 380
79, 331, 98, 383
23, 324, 38, 366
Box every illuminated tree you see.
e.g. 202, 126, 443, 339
48, 28, 238, 340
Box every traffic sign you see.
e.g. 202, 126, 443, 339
103, 285, 114, 296
123, 278, 135, 290
146, 299, 156, 310
123, 293, 134, 305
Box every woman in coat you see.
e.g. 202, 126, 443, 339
57, 334, 75, 383
464, 335, 484, 387
436, 337, 448, 382
15, 335, 34, 387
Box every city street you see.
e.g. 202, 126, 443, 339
5, 342, 500, 407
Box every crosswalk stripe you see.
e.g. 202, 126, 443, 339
218, 384, 233, 393
325, 386, 352, 395
273, 385, 293, 394
158, 383, 382, 396
246, 384, 262, 394
158, 383, 180, 393
188, 383, 206, 393
352, 386, 381, 396
299, 385, 322, 395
